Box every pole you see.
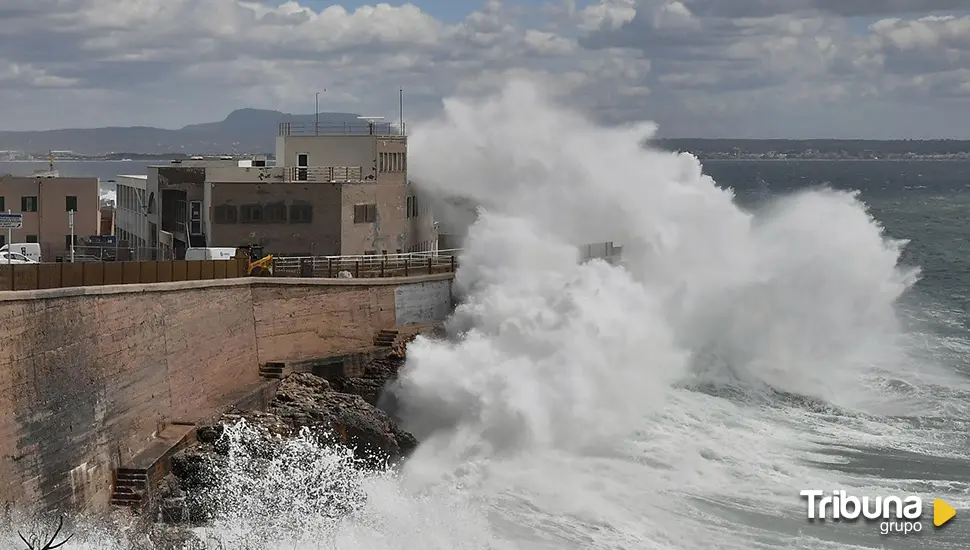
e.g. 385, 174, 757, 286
315, 92, 319, 135
399, 88, 403, 134
6, 209, 10, 266
69, 209, 75, 262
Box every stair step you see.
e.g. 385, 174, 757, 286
114, 479, 148, 489
116, 473, 147, 481
117, 468, 147, 475
110, 493, 142, 502
110, 499, 141, 507
112, 486, 141, 495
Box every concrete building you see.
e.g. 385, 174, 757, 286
113, 175, 166, 258
0, 175, 100, 259
148, 122, 437, 258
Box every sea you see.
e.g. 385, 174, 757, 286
2, 90, 970, 549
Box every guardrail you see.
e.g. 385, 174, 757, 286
278, 122, 405, 136
282, 166, 364, 182
271, 249, 462, 278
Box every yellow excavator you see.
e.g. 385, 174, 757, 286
235, 245, 274, 276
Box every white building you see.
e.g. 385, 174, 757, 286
114, 174, 166, 258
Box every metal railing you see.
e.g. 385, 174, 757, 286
279, 122, 405, 137
283, 166, 365, 182
271, 249, 462, 278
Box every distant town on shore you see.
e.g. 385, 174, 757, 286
0, 108, 967, 160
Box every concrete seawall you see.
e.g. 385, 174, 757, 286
0, 274, 454, 515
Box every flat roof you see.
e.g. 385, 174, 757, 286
117, 174, 148, 179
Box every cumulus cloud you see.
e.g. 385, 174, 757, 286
0, 0, 967, 137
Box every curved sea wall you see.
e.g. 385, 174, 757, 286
0, 274, 453, 516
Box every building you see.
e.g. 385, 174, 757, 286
148, 121, 437, 258
0, 175, 100, 259
113, 175, 165, 258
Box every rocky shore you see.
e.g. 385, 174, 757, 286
152, 345, 417, 528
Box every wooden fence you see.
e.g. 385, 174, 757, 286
0, 258, 250, 291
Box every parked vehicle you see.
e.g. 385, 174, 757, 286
184, 247, 237, 261
0, 243, 41, 262
0, 251, 37, 264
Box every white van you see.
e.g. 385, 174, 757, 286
184, 247, 237, 261
0, 243, 41, 262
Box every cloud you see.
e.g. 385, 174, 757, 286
0, 0, 967, 137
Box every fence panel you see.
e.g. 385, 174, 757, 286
172, 260, 187, 281
122, 262, 141, 284
83, 263, 104, 286
13, 264, 39, 290
139, 261, 158, 284
186, 261, 201, 281
37, 264, 62, 289
200, 260, 215, 280
157, 261, 173, 283
104, 263, 123, 285
61, 263, 84, 288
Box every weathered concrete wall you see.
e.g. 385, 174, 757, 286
394, 279, 453, 325
0, 273, 453, 516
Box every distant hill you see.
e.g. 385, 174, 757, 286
0, 109, 366, 155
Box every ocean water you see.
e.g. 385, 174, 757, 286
4, 80, 970, 549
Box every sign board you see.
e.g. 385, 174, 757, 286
0, 213, 22, 229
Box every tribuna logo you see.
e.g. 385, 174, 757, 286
801, 490, 923, 535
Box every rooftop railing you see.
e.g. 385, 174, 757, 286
283, 166, 365, 183
279, 121, 406, 137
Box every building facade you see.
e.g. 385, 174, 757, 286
147, 124, 437, 258
0, 176, 100, 259
113, 174, 165, 258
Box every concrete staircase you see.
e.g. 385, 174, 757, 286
259, 361, 285, 379
110, 467, 148, 508
374, 329, 401, 347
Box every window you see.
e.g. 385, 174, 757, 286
65, 234, 78, 248
26, 235, 37, 243
21, 196, 38, 212
189, 201, 202, 221
240, 204, 262, 223
0, 196, 4, 211
407, 195, 419, 218
354, 204, 377, 223
289, 204, 312, 223
66, 196, 77, 211
0, 235, 5, 247
263, 203, 287, 223
213, 205, 238, 224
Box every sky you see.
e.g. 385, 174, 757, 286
1, 0, 970, 138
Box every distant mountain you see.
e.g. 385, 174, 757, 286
0, 109, 366, 155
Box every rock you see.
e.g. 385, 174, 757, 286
156, 353, 419, 526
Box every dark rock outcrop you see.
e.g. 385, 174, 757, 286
155, 353, 415, 525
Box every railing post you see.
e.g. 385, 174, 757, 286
450, 255, 456, 272
428, 257, 432, 274
381, 259, 385, 277
327, 257, 332, 277
404, 259, 409, 277
355, 261, 360, 278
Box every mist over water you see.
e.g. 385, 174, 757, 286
7, 80, 970, 549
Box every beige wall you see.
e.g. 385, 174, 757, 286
0, 177, 100, 259
276, 136, 378, 178
341, 181, 408, 254
0, 274, 452, 515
